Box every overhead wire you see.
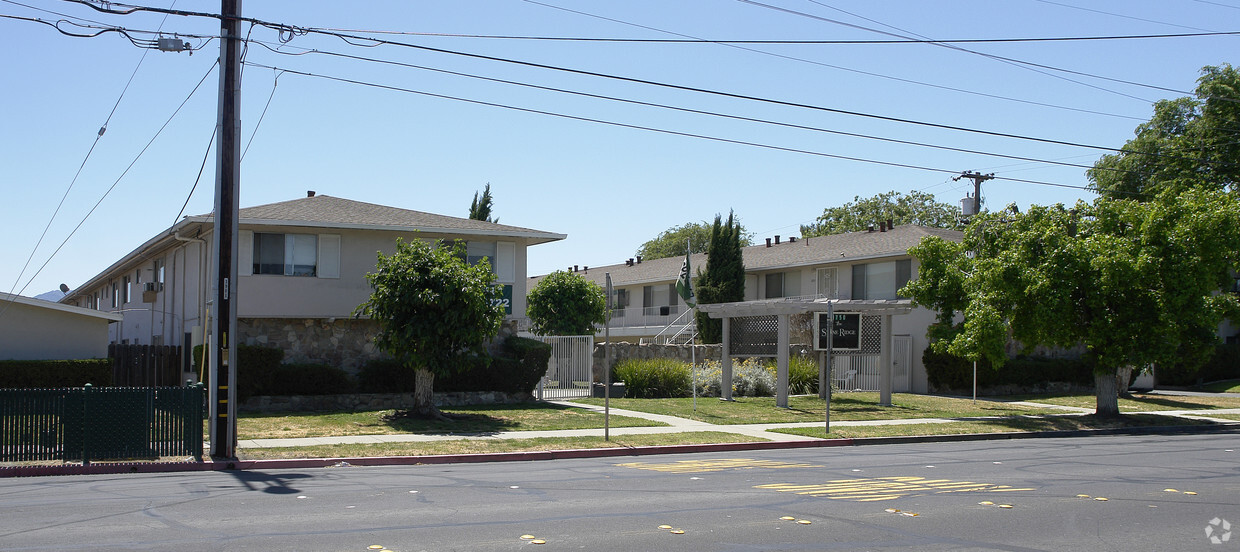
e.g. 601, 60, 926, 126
261, 42, 1132, 174
242, 60, 1096, 193
740, 0, 1157, 103
4, 0, 182, 306
521, 0, 1145, 121
0, 60, 218, 315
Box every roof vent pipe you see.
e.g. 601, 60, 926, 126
879, 222, 886, 232
775, 235, 781, 244
574, 265, 579, 272
789, 236, 797, 243
887, 219, 894, 230
868, 225, 875, 232
636, 256, 642, 264
307, 190, 316, 197
765, 238, 772, 247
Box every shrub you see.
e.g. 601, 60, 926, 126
0, 359, 112, 388
359, 336, 552, 395
692, 358, 778, 397
615, 358, 691, 398
924, 349, 1093, 391
788, 356, 820, 395
1157, 342, 1240, 386
273, 363, 354, 396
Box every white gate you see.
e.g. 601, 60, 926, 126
528, 335, 595, 400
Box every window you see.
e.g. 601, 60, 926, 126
817, 268, 837, 299
111, 283, 118, 308
253, 233, 317, 276
852, 260, 912, 300
155, 258, 165, 290
766, 272, 784, 298
466, 241, 497, 269
122, 276, 131, 304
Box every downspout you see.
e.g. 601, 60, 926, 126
175, 229, 208, 382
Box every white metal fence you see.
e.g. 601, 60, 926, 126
526, 335, 595, 400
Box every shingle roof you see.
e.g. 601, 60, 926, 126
533, 225, 962, 288
194, 194, 565, 244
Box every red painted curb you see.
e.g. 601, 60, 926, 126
0, 438, 857, 477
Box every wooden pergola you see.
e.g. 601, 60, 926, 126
697, 298, 913, 407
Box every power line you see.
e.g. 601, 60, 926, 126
267, 43, 1126, 174
740, 0, 1157, 103
298, 28, 1240, 45
521, 0, 1145, 121
0, 60, 217, 315
243, 60, 1097, 193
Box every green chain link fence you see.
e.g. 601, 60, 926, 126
1, 384, 203, 464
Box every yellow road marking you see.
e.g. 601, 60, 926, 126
616, 458, 822, 473
755, 476, 1035, 502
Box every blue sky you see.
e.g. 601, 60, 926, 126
2, 0, 1236, 298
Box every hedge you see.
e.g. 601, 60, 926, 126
0, 359, 112, 388
1155, 342, 1240, 386
924, 349, 1094, 391
357, 336, 552, 395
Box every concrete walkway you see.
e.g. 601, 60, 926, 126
235, 399, 1240, 450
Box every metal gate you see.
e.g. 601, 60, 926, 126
527, 335, 595, 400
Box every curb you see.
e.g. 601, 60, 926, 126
5, 423, 1238, 478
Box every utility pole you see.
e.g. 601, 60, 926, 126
209, 0, 242, 459
954, 170, 994, 217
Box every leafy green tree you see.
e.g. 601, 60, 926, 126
469, 183, 497, 222
694, 211, 747, 343
355, 238, 505, 419
905, 190, 1240, 416
1089, 64, 1240, 201
527, 270, 607, 336
801, 190, 961, 238
636, 221, 752, 260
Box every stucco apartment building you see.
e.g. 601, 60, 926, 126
532, 223, 963, 393
60, 193, 564, 375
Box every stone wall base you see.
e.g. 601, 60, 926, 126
239, 390, 535, 414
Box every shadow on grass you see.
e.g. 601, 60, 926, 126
985, 414, 1214, 432
382, 402, 579, 434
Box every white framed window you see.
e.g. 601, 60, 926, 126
817, 267, 838, 299
253, 233, 318, 276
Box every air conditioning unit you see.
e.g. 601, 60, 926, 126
141, 282, 160, 303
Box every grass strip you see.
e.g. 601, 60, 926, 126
237, 431, 762, 460
1003, 393, 1240, 411
235, 402, 664, 440
772, 414, 1217, 439
572, 393, 1065, 424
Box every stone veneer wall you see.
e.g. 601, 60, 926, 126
239, 390, 533, 414
238, 318, 520, 376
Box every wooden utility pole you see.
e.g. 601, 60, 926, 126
209, 0, 242, 459
955, 170, 994, 217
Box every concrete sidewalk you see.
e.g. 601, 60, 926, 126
235, 400, 1240, 450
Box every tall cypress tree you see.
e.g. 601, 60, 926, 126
695, 211, 746, 343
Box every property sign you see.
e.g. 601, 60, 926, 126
815, 312, 861, 351
493, 284, 513, 315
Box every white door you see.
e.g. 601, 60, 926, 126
893, 335, 912, 392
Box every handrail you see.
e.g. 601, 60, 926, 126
654, 308, 696, 344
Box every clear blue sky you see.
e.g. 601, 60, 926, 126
2, 0, 1236, 298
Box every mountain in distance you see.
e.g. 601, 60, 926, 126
35, 289, 66, 302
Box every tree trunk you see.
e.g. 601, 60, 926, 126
1094, 369, 1120, 417
1116, 365, 1134, 399
409, 368, 447, 420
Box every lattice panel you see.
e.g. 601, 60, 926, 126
833, 314, 883, 356
860, 315, 882, 354
729, 315, 778, 356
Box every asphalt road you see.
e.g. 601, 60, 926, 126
2, 433, 1239, 551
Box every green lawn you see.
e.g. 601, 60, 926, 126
1005, 392, 1240, 412
238, 431, 762, 460
235, 402, 664, 440
571, 392, 1066, 424
1199, 380, 1240, 393
772, 414, 1216, 439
